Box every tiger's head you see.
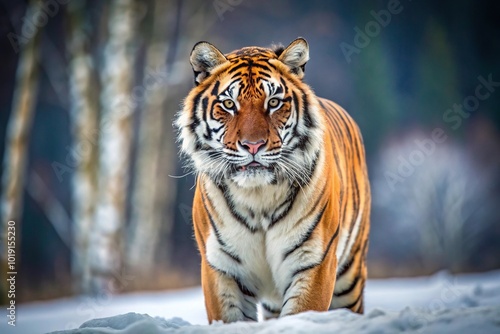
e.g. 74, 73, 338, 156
176, 38, 324, 188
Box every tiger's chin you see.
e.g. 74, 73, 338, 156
229, 166, 277, 188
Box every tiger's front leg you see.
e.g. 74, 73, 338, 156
279, 250, 338, 317
201, 259, 258, 323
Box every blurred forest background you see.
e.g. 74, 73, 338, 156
0, 0, 499, 304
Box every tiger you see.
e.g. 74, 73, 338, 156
176, 37, 371, 323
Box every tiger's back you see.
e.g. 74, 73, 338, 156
319, 98, 371, 312
176, 38, 370, 323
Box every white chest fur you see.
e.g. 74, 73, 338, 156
203, 177, 324, 305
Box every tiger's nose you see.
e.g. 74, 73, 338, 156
239, 139, 266, 154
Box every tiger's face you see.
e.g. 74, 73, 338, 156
177, 38, 324, 188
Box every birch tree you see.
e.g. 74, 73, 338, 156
127, 0, 215, 275
0, 0, 42, 302
67, 0, 101, 294
126, 0, 175, 274
89, 0, 139, 293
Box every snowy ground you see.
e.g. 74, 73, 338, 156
2, 270, 500, 333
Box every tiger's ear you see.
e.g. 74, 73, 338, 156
278, 38, 309, 79
190, 41, 228, 85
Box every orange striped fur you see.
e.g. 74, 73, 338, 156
176, 38, 370, 323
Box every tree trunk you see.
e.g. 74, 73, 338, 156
126, 0, 175, 274
67, 0, 101, 294
0, 0, 42, 303
89, 0, 139, 294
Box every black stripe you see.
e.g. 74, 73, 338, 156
220, 248, 242, 264
336, 256, 354, 278
201, 193, 224, 246
290, 91, 301, 144
201, 97, 211, 140
318, 98, 329, 114
269, 185, 300, 229
350, 172, 360, 231
340, 190, 348, 230
234, 276, 257, 298
301, 91, 314, 128
300, 150, 320, 187
208, 262, 256, 298
202, 193, 242, 264
282, 295, 299, 309
208, 262, 229, 276
322, 223, 340, 261
282, 280, 293, 297
231, 71, 244, 80
243, 313, 257, 322
217, 182, 259, 233
325, 104, 349, 157
330, 101, 354, 144
294, 135, 311, 151
265, 60, 277, 70
258, 71, 271, 78
292, 91, 300, 119
261, 303, 280, 314
189, 91, 203, 132
224, 152, 242, 158
189, 91, 203, 149
232, 60, 275, 73
228, 62, 250, 73
341, 213, 369, 269
281, 131, 290, 144
282, 201, 328, 261
352, 132, 363, 163
227, 304, 257, 321
288, 220, 339, 279
211, 124, 224, 134
211, 81, 220, 96
336, 244, 361, 278
342, 288, 363, 310
282, 276, 305, 299
280, 77, 288, 94
291, 262, 318, 278
335, 275, 360, 297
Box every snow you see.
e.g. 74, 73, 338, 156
2, 270, 500, 334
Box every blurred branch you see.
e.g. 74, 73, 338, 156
25, 171, 71, 248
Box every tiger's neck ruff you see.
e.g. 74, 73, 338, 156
176, 38, 371, 323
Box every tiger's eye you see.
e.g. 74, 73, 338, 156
268, 98, 280, 108
223, 100, 234, 109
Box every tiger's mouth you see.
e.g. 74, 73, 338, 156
226, 161, 279, 187
237, 161, 273, 172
